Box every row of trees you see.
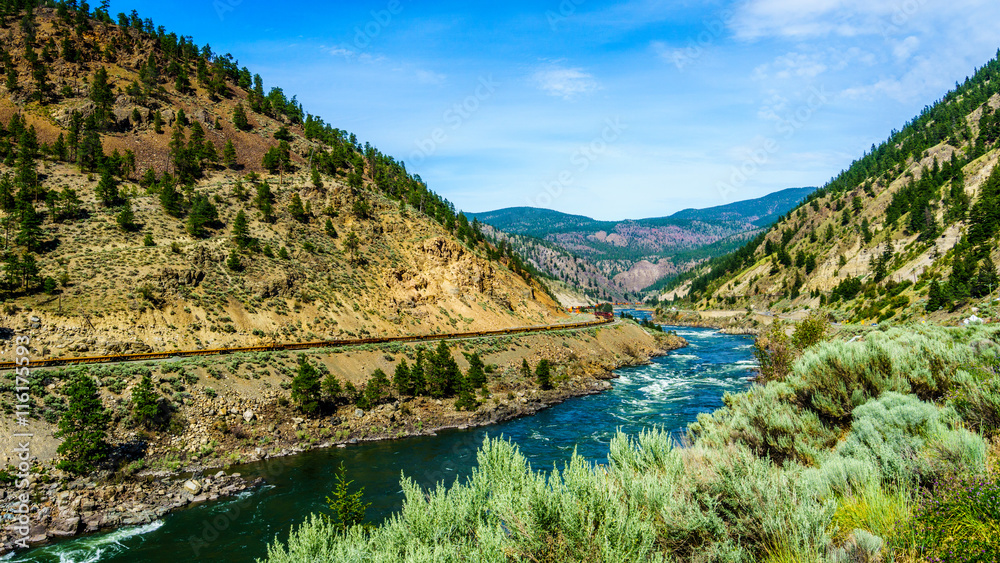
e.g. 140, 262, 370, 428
290, 345, 560, 416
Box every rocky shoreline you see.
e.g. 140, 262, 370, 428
0, 326, 686, 556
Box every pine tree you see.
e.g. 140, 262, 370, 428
465, 353, 486, 389
325, 461, 370, 532
53, 132, 66, 161
131, 373, 160, 429
15, 203, 43, 252
288, 193, 307, 222
322, 373, 342, 402
521, 358, 531, 379
90, 67, 113, 128
186, 195, 218, 237
972, 256, 1000, 298
116, 197, 136, 231
233, 102, 250, 131
55, 373, 110, 474
393, 360, 413, 396
325, 218, 337, 238
232, 209, 252, 248
159, 180, 183, 217
291, 356, 322, 416
926, 279, 945, 312
153, 110, 163, 133
222, 139, 237, 169
226, 249, 242, 271
95, 167, 119, 207
535, 359, 552, 390
411, 349, 426, 396
362, 369, 391, 408
311, 167, 323, 189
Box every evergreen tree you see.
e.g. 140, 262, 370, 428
226, 249, 242, 271
55, 373, 110, 474
222, 139, 237, 168
393, 360, 413, 396
520, 358, 531, 379
15, 204, 43, 252
53, 132, 66, 161
159, 179, 183, 217
130, 373, 160, 429
464, 353, 486, 389
410, 349, 426, 396
322, 373, 342, 402
311, 167, 323, 189
926, 279, 946, 312
95, 167, 119, 207
116, 197, 137, 231
153, 110, 163, 133
288, 193, 307, 222
361, 369, 391, 408
454, 379, 477, 411
291, 356, 322, 416
77, 115, 104, 171
972, 256, 1000, 298
325, 461, 370, 532
20, 253, 40, 290
232, 209, 252, 248
325, 218, 337, 238
186, 194, 218, 237
535, 359, 552, 390
232, 102, 250, 131
90, 67, 113, 128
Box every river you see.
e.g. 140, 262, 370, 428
5, 320, 756, 562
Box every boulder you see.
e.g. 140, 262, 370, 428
48, 516, 80, 537
183, 480, 201, 495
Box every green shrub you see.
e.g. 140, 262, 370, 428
689, 382, 837, 465
836, 393, 986, 487
907, 473, 1000, 562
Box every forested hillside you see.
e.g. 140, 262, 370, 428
0, 2, 562, 357
668, 51, 1000, 324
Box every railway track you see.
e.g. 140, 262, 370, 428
0, 318, 614, 370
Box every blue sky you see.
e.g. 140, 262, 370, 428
120, 0, 1000, 220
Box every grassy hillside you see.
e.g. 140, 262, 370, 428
668, 51, 1000, 324
0, 4, 563, 358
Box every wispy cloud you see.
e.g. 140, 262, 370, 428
416, 69, 447, 85
532, 66, 599, 100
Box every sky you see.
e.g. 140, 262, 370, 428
118, 0, 1000, 220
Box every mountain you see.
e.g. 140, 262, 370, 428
468, 187, 814, 295
669, 51, 1000, 325
0, 5, 562, 358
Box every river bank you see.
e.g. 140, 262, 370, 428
0, 321, 684, 555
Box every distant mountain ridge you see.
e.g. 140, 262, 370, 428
468, 188, 815, 296
469, 188, 815, 237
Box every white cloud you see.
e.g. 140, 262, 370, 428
416, 69, 447, 85
892, 36, 920, 61
532, 66, 599, 100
